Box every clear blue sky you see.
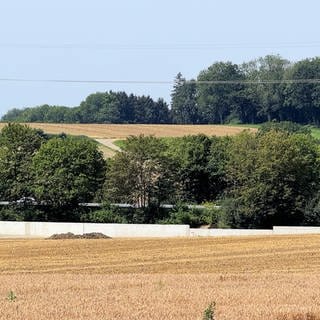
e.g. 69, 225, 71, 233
0, 0, 319, 116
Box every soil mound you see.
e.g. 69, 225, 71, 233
48, 232, 111, 239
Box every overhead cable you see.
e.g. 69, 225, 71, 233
0, 78, 320, 85
0, 41, 320, 50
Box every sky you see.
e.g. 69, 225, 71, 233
0, 0, 319, 116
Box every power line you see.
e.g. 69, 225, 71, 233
0, 78, 171, 84
0, 78, 320, 85
187, 79, 320, 85
0, 41, 320, 50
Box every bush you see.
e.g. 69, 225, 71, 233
160, 210, 197, 226
203, 302, 216, 320
202, 202, 229, 228
302, 193, 320, 225
80, 204, 127, 224
158, 203, 228, 227
0, 208, 22, 221
0, 206, 49, 221
258, 121, 311, 136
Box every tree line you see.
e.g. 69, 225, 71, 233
2, 92, 171, 124
2, 55, 320, 125
172, 55, 320, 124
1, 122, 320, 228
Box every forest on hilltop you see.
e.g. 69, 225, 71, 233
2, 55, 320, 125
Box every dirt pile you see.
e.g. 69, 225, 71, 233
48, 232, 111, 239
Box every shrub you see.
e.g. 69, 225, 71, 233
302, 192, 320, 225
202, 202, 229, 228
158, 203, 228, 227
203, 302, 216, 320
7, 290, 16, 302
80, 208, 126, 224
258, 121, 311, 136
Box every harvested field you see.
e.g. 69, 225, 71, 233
0, 123, 256, 138
1, 235, 320, 319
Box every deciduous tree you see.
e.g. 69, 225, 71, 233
32, 137, 106, 207
0, 123, 44, 200
225, 130, 320, 227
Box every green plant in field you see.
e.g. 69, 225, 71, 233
156, 279, 165, 290
113, 139, 126, 149
7, 290, 16, 302
203, 302, 216, 320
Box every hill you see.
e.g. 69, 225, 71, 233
0, 123, 257, 139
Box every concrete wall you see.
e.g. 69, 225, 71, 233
0, 221, 84, 238
0, 221, 189, 238
273, 226, 320, 235
83, 223, 189, 238
190, 228, 273, 237
190, 226, 320, 237
1, 221, 320, 238
0, 221, 27, 237
27, 222, 84, 237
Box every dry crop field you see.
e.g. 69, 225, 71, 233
1, 235, 320, 320
0, 123, 256, 139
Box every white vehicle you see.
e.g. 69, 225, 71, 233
15, 197, 37, 205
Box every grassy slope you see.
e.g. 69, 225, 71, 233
112, 139, 126, 149
311, 127, 320, 139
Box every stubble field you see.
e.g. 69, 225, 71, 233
0, 122, 258, 157
1, 235, 320, 320
0, 123, 256, 139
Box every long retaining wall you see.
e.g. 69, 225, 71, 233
1, 221, 320, 238
0, 221, 189, 238
273, 226, 320, 235
190, 228, 273, 237
83, 223, 189, 238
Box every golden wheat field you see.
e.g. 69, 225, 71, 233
1, 235, 320, 320
0, 123, 256, 139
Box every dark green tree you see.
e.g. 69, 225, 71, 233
132, 95, 155, 123
32, 136, 106, 207
171, 73, 199, 124
0, 123, 45, 200
207, 136, 231, 199
78, 92, 121, 123
242, 55, 290, 122
284, 57, 320, 124
197, 62, 245, 124
1, 108, 24, 121
166, 134, 214, 203
116, 91, 135, 123
105, 135, 176, 214
143, 97, 170, 124
225, 130, 320, 228
44, 106, 71, 123
154, 98, 171, 124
